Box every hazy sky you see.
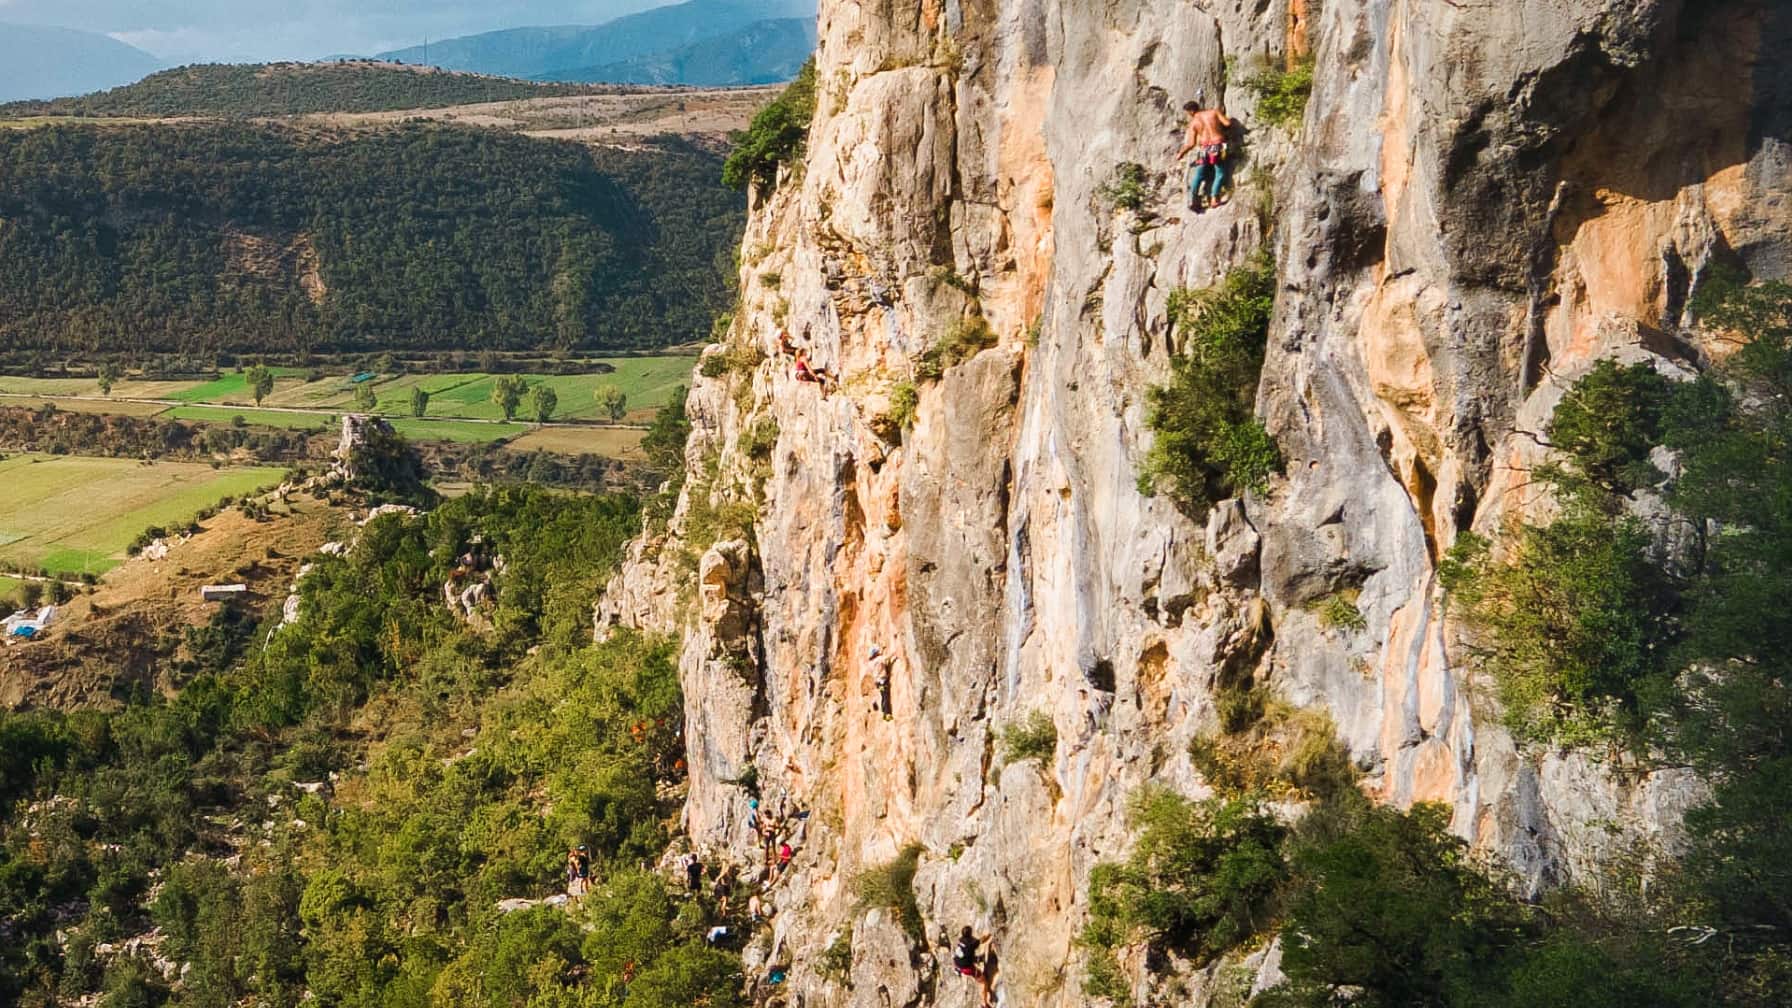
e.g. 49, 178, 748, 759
0, 0, 669, 63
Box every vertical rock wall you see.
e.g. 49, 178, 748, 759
600, 1, 1792, 1004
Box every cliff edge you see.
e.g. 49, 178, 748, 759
601, 1, 1792, 1004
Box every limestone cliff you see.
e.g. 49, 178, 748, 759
600, 1, 1792, 1004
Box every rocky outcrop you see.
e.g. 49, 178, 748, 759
601, 1, 1792, 1004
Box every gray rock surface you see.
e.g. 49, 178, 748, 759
600, 1, 1792, 1004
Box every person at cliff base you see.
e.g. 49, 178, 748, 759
566, 844, 590, 897
683, 851, 704, 894
1175, 97, 1234, 211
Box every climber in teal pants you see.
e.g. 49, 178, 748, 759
1175, 98, 1234, 211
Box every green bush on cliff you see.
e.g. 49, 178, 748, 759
1001, 711, 1058, 763
887, 381, 919, 431
1425, 279, 1792, 998
1139, 253, 1281, 516
1438, 492, 1678, 746
1266, 797, 1536, 1006
917, 315, 998, 379
1081, 788, 1288, 999
1241, 56, 1314, 130
854, 844, 925, 941
723, 59, 818, 191
1545, 358, 1671, 495
641, 387, 692, 484
1100, 162, 1150, 211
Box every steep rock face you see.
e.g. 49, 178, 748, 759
600, 1, 1792, 1004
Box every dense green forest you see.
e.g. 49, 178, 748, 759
0, 483, 743, 1008
0, 123, 742, 358
0, 63, 610, 118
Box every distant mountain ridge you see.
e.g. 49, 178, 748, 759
0, 62, 614, 119
0, 24, 163, 102
376, 0, 815, 83
539, 17, 816, 87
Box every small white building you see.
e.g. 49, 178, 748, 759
200, 584, 249, 603
4, 605, 55, 639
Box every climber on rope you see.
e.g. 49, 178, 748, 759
1175, 96, 1234, 212
952, 927, 995, 1007
868, 645, 896, 721
794, 349, 838, 392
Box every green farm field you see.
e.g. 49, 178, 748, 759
0, 357, 690, 452
386, 418, 529, 444
166, 368, 311, 404
0, 396, 171, 417
507, 426, 646, 458
0, 454, 284, 576
0, 375, 203, 399
400, 360, 692, 422
165, 406, 336, 431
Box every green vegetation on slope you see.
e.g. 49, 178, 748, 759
0, 485, 739, 1008
722, 58, 815, 190
0, 124, 742, 358
0, 62, 607, 119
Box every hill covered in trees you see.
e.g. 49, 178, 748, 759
0, 123, 742, 359
0, 62, 613, 119
0, 483, 743, 1008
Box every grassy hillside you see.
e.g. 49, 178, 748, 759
0, 62, 610, 119
0, 123, 741, 358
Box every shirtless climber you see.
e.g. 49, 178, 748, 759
1174, 98, 1234, 211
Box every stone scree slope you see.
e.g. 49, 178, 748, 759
599, 1, 1792, 1004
